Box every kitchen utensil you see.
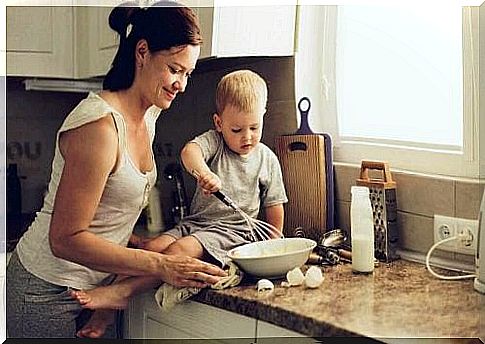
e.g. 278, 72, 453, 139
190, 169, 282, 241
313, 228, 351, 265
319, 228, 348, 248
227, 237, 316, 278
275, 97, 335, 241
356, 161, 399, 262
164, 162, 189, 224
474, 189, 485, 294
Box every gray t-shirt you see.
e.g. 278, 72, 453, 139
164, 130, 288, 265
189, 129, 288, 220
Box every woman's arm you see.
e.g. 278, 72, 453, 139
264, 204, 285, 238
49, 117, 225, 287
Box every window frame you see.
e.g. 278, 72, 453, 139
295, 4, 483, 179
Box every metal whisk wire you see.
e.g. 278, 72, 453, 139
191, 169, 283, 241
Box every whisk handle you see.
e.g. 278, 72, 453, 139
213, 191, 239, 212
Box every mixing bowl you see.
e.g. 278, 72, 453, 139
227, 238, 317, 278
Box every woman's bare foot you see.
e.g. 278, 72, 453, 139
70, 285, 129, 310
76, 309, 115, 338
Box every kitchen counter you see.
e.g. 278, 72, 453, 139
191, 260, 485, 340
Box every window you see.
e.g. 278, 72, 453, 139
295, 3, 483, 179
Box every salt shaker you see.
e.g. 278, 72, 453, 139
350, 186, 374, 273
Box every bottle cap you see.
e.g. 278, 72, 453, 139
351, 186, 369, 196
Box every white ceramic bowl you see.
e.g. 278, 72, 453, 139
227, 238, 317, 278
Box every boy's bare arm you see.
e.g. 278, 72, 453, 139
264, 204, 285, 237
180, 142, 221, 194
180, 142, 210, 176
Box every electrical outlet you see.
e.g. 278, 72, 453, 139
433, 215, 478, 255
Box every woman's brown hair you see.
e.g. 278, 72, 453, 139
103, 1, 202, 91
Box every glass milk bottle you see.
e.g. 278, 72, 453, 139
350, 186, 374, 273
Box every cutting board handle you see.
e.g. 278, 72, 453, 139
295, 97, 314, 135
359, 160, 394, 183
288, 141, 308, 152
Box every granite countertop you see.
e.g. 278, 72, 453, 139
193, 260, 485, 340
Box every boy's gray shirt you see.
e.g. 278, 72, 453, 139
187, 129, 288, 221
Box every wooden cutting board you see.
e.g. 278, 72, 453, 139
275, 97, 334, 241
275, 134, 333, 241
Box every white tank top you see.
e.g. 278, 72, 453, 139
17, 92, 159, 289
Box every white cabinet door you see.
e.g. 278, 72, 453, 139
188, 1, 296, 59
125, 290, 256, 340
6, 7, 74, 78
76, 6, 118, 78
211, 4, 296, 58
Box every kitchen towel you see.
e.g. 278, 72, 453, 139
154, 261, 243, 311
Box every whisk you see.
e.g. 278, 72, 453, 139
191, 169, 283, 241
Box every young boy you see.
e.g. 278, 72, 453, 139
71, 70, 288, 337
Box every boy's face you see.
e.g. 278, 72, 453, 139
213, 104, 265, 157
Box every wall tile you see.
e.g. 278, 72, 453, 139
334, 164, 359, 202
392, 172, 454, 217
455, 181, 485, 219
397, 212, 439, 256
335, 200, 351, 234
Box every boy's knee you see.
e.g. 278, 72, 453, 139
163, 236, 203, 258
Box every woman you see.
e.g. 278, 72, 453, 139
6, 1, 226, 338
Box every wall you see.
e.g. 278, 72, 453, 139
6, 78, 86, 212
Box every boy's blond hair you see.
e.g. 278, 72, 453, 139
215, 70, 267, 115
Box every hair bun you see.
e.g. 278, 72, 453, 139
108, 2, 141, 36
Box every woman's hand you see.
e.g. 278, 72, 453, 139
156, 254, 227, 288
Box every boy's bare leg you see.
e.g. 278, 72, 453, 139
71, 275, 163, 310
72, 234, 178, 338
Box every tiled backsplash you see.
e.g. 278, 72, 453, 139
334, 163, 485, 264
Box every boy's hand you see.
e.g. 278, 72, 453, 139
196, 170, 222, 195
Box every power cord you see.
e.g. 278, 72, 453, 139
425, 233, 476, 280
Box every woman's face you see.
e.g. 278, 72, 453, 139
136, 43, 200, 110
213, 104, 265, 157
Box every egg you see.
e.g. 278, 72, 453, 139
304, 266, 324, 288
286, 267, 305, 286
256, 279, 274, 293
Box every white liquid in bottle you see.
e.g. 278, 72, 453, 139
351, 186, 374, 273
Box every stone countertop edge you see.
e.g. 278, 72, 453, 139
194, 291, 361, 338
191, 259, 485, 340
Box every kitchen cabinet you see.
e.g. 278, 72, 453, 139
6, 7, 76, 78
124, 290, 257, 340
6, 6, 117, 79
7, 3, 296, 79
192, 1, 297, 59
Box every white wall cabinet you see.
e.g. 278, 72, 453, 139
7, 3, 296, 79
6, 6, 117, 79
192, 1, 297, 59
6, 7, 76, 78
124, 290, 307, 341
